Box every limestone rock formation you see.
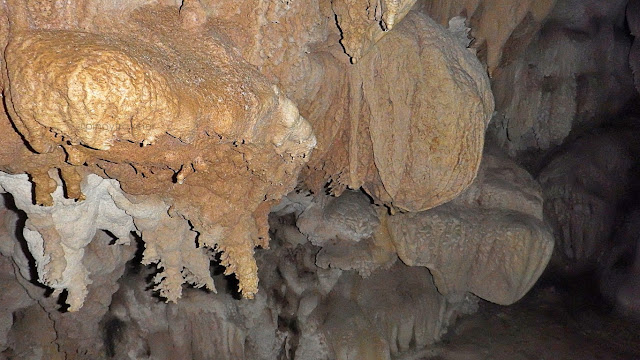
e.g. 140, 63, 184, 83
303, 11, 494, 212
274, 148, 553, 307
332, 0, 418, 62
0, 0, 494, 311
538, 129, 639, 274
0, 0, 633, 358
0, 195, 136, 358
1, 2, 316, 306
322, 264, 476, 359
297, 190, 380, 247
487, 0, 635, 156
0, 172, 136, 311
387, 149, 554, 305
105, 273, 276, 360
288, 190, 396, 276
423, 0, 557, 74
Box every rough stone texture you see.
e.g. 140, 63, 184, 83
0, 171, 136, 311
537, 129, 638, 275
283, 190, 396, 277
332, 0, 418, 62
297, 190, 380, 246
358, 12, 493, 211
0, 0, 628, 358
94, 234, 475, 360
423, 0, 557, 74
451, 146, 545, 220
0, 205, 37, 357
105, 271, 276, 360
0, 194, 136, 359
35, 230, 135, 358
487, 0, 635, 156
1, 2, 316, 304
0, 0, 495, 309
303, 11, 494, 212
388, 149, 554, 305
323, 264, 477, 358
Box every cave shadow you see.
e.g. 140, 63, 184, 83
209, 252, 243, 300
125, 231, 243, 302
1, 193, 48, 291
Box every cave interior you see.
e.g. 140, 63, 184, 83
0, 0, 639, 359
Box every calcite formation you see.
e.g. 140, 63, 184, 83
538, 129, 639, 274
387, 149, 554, 305
304, 11, 494, 212
1, 2, 316, 307
105, 274, 270, 360
0, 0, 497, 313
332, 0, 418, 62
322, 265, 474, 359
296, 190, 380, 247
0, 172, 135, 311
291, 190, 396, 276
487, 0, 634, 156
423, 0, 557, 74
2, 0, 630, 358
0, 195, 136, 358
272, 148, 553, 307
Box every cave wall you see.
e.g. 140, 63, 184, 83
0, 0, 638, 358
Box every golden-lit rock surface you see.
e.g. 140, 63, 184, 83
332, 0, 418, 62
0, 0, 495, 311
303, 11, 494, 212
1, 3, 316, 306
0, 0, 637, 358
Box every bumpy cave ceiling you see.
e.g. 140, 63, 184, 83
0, 0, 638, 359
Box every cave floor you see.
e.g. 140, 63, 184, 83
399, 283, 640, 360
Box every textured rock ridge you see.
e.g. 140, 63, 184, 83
538, 129, 639, 274
423, 0, 557, 74
332, 0, 418, 62
0, 0, 496, 311
0, 172, 136, 311
487, 0, 634, 156
387, 149, 554, 305
1, 3, 316, 306
0, 0, 628, 358
302, 10, 494, 212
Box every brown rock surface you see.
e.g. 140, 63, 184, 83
303, 11, 494, 212
1, 2, 316, 304
387, 149, 554, 305
0, 0, 494, 309
0, 0, 635, 359
332, 0, 418, 62
423, 0, 557, 74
